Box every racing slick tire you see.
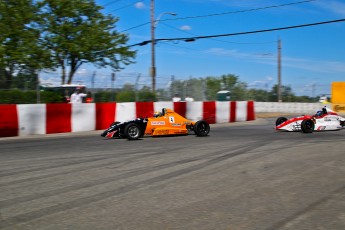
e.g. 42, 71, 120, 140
124, 123, 142, 140
276, 117, 287, 126
301, 119, 315, 133
340, 120, 345, 127
194, 120, 210, 137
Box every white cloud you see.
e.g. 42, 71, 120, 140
314, 0, 345, 16
266, 76, 273, 81
205, 48, 261, 59
135, 2, 145, 9
180, 25, 192, 31
205, 47, 345, 74
248, 76, 273, 88
282, 57, 345, 73
76, 68, 88, 75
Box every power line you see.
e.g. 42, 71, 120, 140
161, 0, 317, 22
120, 0, 316, 32
160, 22, 276, 45
102, 0, 122, 7
121, 22, 151, 33
156, 40, 200, 51
104, 0, 143, 14
129, 18, 345, 47
154, 22, 275, 53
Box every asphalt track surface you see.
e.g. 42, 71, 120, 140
1, 117, 345, 230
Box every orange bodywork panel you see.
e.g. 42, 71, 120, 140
151, 127, 188, 136
143, 108, 195, 136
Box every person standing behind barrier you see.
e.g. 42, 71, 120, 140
185, 95, 194, 102
70, 89, 87, 103
172, 93, 181, 102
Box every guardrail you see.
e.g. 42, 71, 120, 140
0, 101, 255, 137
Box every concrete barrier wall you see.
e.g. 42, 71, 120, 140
0, 101, 255, 138
255, 102, 327, 114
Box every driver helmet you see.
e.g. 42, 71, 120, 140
153, 111, 161, 118
316, 110, 323, 116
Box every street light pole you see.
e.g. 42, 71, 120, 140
150, 0, 176, 93
150, 0, 156, 93
277, 38, 282, 102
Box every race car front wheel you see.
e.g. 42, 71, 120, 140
124, 123, 141, 140
194, 120, 210, 137
301, 119, 314, 133
276, 117, 287, 126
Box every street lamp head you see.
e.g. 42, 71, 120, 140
155, 12, 177, 27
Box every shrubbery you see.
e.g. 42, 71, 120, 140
0, 90, 157, 104
92, 91, 116, 103
0, 90, 65, 104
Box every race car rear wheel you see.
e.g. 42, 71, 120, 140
124, 123, 141, 140
194, 120, 210, 137
301, 119, 314, 133
276, 117, 287, 126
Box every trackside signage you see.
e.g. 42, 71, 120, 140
331, 82, 345, 112
333, 104, 345, 113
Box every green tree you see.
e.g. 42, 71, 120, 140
116, 83, 135, 102
231, 82, 248, 101
137, 86, 156, 102
0, 0, 50, 89
185, 78, 204, 101
166, 74, 245, 101
170, 80, 185, 99
205, 77, 221, 100
269, 84, 295, 102
10, 69, 39, 90
220, 74, 239, 90
247, 89, 270, 102
37, 0, 136, 85
205, 74, 244, 101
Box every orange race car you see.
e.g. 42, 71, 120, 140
100, 108, 210, 140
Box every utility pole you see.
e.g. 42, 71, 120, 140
91, 71, 96, 89
135, 74, 141, 101
170, 75, 175, 99
150, 0, 176, 94
277, 38, 282, 102
36, 78, 40, 104
111, 72, 115, 101
150, 0, 156, 93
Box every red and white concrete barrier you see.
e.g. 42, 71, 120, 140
0, 101, 255, 138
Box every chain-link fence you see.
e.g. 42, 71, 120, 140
0, 74, 329, 104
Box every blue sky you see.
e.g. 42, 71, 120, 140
40, 0, 345, 97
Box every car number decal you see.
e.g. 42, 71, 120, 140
292, 122, 301, 131
169, 116, 175, 123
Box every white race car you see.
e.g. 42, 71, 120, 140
275, 107, 345, 133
